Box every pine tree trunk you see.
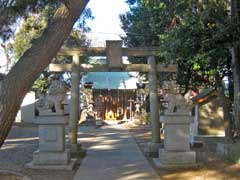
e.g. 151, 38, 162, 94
0, 0, 89, 147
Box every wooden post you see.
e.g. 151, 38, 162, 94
69, 54, 80, 150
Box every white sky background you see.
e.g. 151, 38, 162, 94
85, 0, 129, 46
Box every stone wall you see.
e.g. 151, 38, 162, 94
15, 91, 36, 123
198, 97, 225, 135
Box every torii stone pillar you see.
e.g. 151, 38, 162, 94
69, 54, 85, 156
146, 56, 161, 157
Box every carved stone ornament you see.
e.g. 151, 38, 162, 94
163, 81, 192, 114
36, 79, 68, 114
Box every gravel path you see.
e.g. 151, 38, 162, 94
2, 122, 240, 180
0, 125, 78, 180
0, 123, 159, 180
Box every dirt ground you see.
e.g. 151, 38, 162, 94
1, 123, 240, 180
0, 125, 96, 180
127, 124, 240, 180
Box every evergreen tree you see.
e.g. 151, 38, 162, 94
0, 0, 89, 147
120, 0, 240, 139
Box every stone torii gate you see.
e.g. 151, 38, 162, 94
49, 40, 177, 156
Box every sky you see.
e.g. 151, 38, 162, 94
85, 0, 129, 45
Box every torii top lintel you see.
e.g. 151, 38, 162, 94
50, 40, 177, 73
58, 40, 159, 57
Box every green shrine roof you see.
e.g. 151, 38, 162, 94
81, 72, 138, 89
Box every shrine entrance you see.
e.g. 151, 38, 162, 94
81, 70, 139, 121
49, 40, 177, 156
92, 89, 136, 120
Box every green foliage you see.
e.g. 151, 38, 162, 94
121, 0, 239, 92
0, 0, 58, 41
64, 30, 90, 48
13, 5, 92, 60
120, 0, 170, 47
10, 2, 93, 93
32, 73, 52, 94
13, 15, 47, 60
160, 0, 232, 90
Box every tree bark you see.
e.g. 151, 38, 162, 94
0, 0, 89, 147
232, 46, 240, 136
231, 0, 240, 136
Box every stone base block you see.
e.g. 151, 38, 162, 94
153, 158, 200, 169
33, 149, 70, 165
158, 148, 196, 165
216, 142, 240, 163
144, 142, 163, 157
38, 111, 65, 116
70, 143, 82, 152
70, 144, 86, 158
191, 141, 207, 163
71, 148, 86, 159
26, 159, 77, 171
96, 120, 103, 126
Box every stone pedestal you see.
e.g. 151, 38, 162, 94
154, 113, 197, 168
216, 142, 240, 163
70, 143, 86, 158
145, 142, 162, 157
63, 91, 71, 115
26, 114, 76, 170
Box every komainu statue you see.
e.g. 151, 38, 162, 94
36, 79, 69, 114
163, 81, 193, 114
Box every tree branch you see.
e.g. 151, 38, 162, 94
60, 0, 70, 9
0, 0, 89, 147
